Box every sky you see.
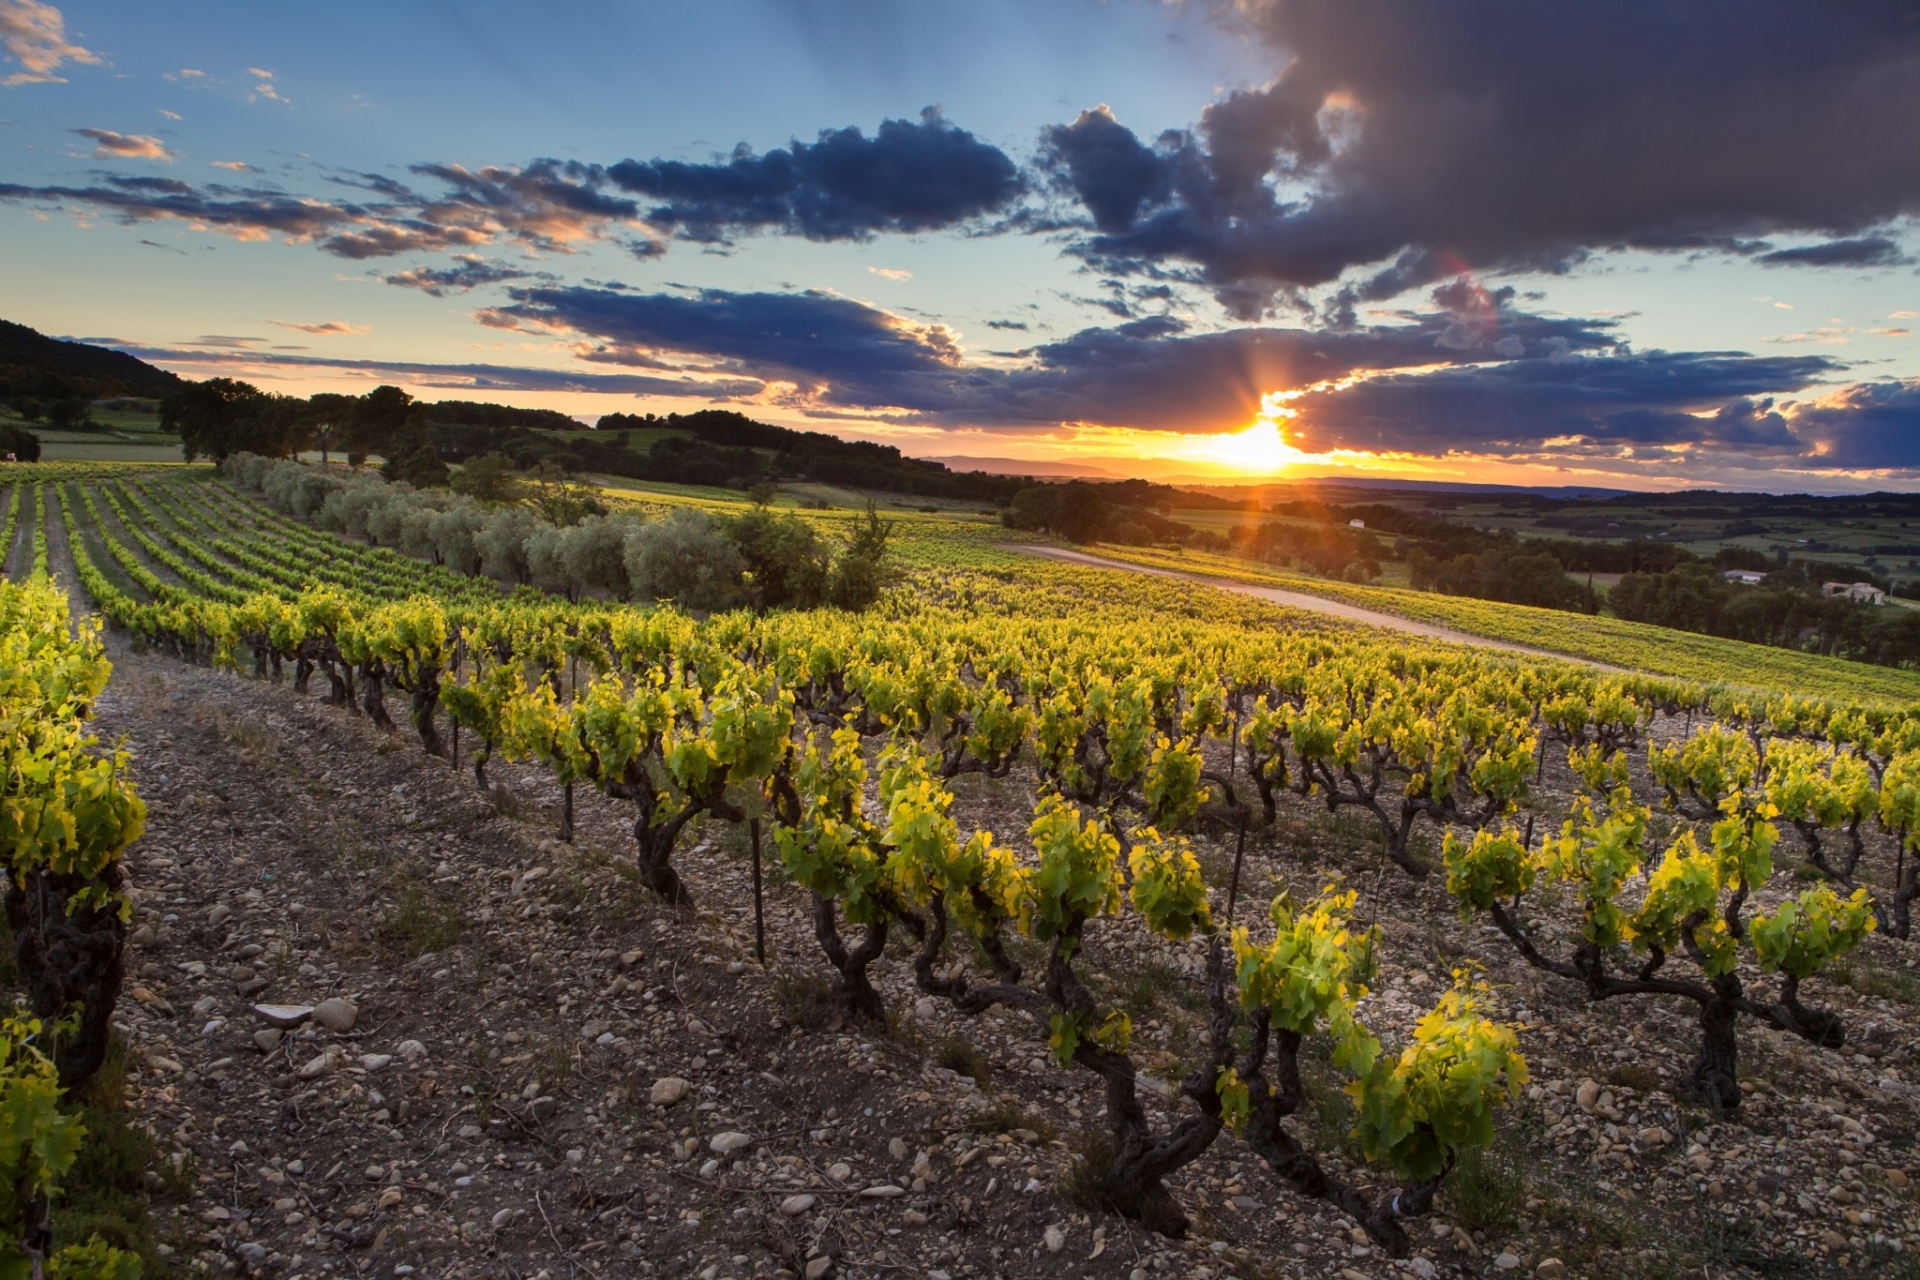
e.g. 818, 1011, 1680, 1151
1, 0, 1917, 492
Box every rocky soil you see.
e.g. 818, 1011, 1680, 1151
92, 636, 1920, 1280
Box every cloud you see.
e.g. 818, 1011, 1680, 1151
269, 319, 368, 336
1, 0, 98, 86
1039, 2, 1920, 314
985, 319, 1029, 331
182, 334, 265, 348
1787, 379, 1920, 468
1767, 326, 1856, 346
209, 160, 252, 172
73, 128, 174, 161
0, 174, 359, 242
607, 108, 1020, 242
383, 254, 552, 296
866, 266, 912, 281
1757, 236, 1911, 268
484, 284, 966, 407
468, 277, 1912, 474
0, 159, 642, 258
480, 277, 1620, 429
114, 343, 763, 399
1284, 350, 1836, 458
158, 108, 180, 121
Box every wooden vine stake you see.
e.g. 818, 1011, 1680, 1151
750, 816, 766, 965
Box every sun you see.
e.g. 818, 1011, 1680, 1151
1178, 393, 1314, 475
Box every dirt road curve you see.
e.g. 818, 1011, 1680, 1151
1016, 544, 1623, 670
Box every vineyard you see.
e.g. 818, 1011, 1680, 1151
3, 459, 1919, 1279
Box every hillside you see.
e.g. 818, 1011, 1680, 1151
0, 319, 184, 402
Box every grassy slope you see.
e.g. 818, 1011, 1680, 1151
1048, 542, 1920, 707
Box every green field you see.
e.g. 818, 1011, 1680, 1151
1007, 539, 1920, 707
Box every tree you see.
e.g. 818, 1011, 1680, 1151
382, 442, 450, 489
162, 377, 286, 461
45, 398, 92, 430
346, 384, 416, 464
826, 501, 897, 612
623, 508, 746, 611
727, 506, 829, 610
302, 392, 357, 466
450, 451, 523, 504
0, 424, 39, 462
521, 459, 606, 526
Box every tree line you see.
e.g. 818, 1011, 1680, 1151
161, 377, 1035, 503
226, 453, 897, 614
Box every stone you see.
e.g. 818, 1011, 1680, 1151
914, 998, 937, 1022
828, 1162, 852, 1181
377, 1188, 402, 1209
651, 1077, 691, 1106
709, 1132, 752, 1156
804, 1257, 832, 1280
253, 1029, 284, 1053
888, 1137, 909, 1161
1575, 1079, 1602, 1112
296, 1051, 335, 1080
780, 1194, 817, 1216
357, 1054, 393, 1072
312, 997, 358, 1033
1637, 1126, 1672, 1147
252, 1003, 313, 1029
208, 903, 232, 926
1044, 1225, 1066, 1254
1410, 1260, 1439, 1280
1494, 1254, 1520, 1270
859, 1184, 905, 1198
396, 1039, 427, 1061
1534, 1262, 1566, 1279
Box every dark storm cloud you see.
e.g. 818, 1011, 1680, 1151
1787, 380, 1920, 469
1041, 1, 1920, 314
1756, 236, 1911, 269
483, 285, 965, 407
1284, 350, 1839, 457
479, 280, 1620, 428
606, 108, 1021, 242
476, 279, 1913, 472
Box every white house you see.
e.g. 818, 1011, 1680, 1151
1822, 581, 1887, 605
1722, 569, 1767, 586
1348, 518, 1365, 530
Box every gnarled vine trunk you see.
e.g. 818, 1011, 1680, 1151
7, 866, 126, 1087
811, 893, 889, 1022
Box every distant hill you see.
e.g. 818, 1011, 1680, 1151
923, 454, 1128, 480
0, 319, 185, 402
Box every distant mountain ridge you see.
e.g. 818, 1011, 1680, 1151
0, 319, 185, 402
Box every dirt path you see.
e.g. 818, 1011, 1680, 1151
1015, 545, 1625, 670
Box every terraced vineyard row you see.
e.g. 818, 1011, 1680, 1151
15, 459, 1920, 1262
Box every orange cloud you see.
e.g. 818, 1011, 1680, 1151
269, 319, 369, 336
1, 0, 100, 87
74, 127, 175, 161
